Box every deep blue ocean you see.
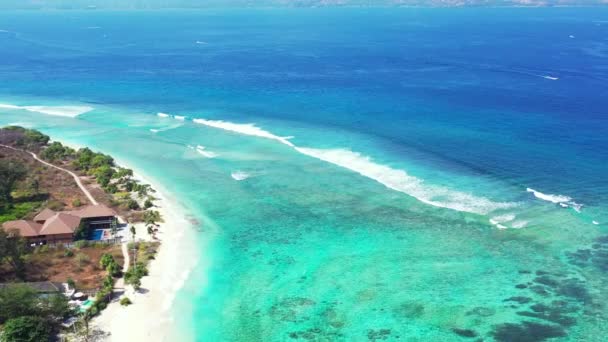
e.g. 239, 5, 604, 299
1, 7, 608, 341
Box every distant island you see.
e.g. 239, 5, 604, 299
0, 0, 606, 9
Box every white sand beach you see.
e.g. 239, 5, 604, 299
91, 179, 199, 341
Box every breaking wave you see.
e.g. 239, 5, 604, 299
490, 213, 516, 225
511, 220, 528, 229
189, 116, 519, 216
0, 103, 93, 117
295, 147, 516, 215
526, 188, 582, 212
231, 171, 250, 181
195, 145, 218, 158
192, 118, 294, 147
157, 112, 170, 118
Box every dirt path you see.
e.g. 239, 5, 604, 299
0, 144, 98, 205
1, 143, 133, 291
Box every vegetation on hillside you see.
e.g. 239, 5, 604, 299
0, 126, 159, 221
0, 284, 72, 341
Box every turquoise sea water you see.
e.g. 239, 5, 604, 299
1, 8, 608, 341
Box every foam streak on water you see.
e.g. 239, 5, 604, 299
295, 147, 516, 215
193, 118, 295, 147
0, 103, 93, 117
190, 116, 516, 216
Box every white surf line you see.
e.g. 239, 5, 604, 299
192, 118, 294, 147
0, 103, 93, 117
0, 144, 98, 205
526, 187, 582, 212
190, 117, 515, 216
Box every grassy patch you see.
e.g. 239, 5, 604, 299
0, 201, 43, 224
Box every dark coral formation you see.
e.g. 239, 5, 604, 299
451, 328, 478, 338
493, 321, 566, 342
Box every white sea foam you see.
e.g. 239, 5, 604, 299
149, 124, 182, 134
195, 41, 208, 45
191, 117, 518, 216
496, 224, 508, 230
0, 103, 92, 117
157, 112, 170, 118
527, 188, 571, 203
7, 122, 31, 127
174, 115, 186, 121
296, 147, 515, 215
541, 75, 559, 81
193, 118, 294, 147
511, 220, 528, 229
490, 214, 516, 224
231, 171, 251, 181
195, 145, 218, 158
526, 188, 583, 212
593, 220, 600, 225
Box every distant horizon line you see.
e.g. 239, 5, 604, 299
2, 4, 607, 10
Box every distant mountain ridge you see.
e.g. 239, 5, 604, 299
1, 0, 607, 9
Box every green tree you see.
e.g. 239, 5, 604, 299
0, 285, 38, 323
92, 165, 114, 187
129, 225, 136, 241
102, 274, 114, 291
106, 261, 122, 277
0, 161, 27, 206
74, 221, 88, 240
40, 294, 73, 321
143, 210, 163, 226
0, 229, 27, 280
110, 218, 118, 240
99, 253, 115, 269
1, 316, 52, 342
29, 177, 40, 195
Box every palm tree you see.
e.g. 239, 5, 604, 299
110, 217, 118, 241
129, 225, 137, 267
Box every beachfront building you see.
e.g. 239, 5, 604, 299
1, 204, 117, 245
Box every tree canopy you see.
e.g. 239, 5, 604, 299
0, 161, 27, 205
0, 284, 72, 341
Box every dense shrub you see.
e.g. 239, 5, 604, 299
120, 297, 132, 306
0, 285, 72, 341
73, 240, 88, 249
1, 316, 52, 342
72, 198, 82, 207
40, 141, 74, 161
